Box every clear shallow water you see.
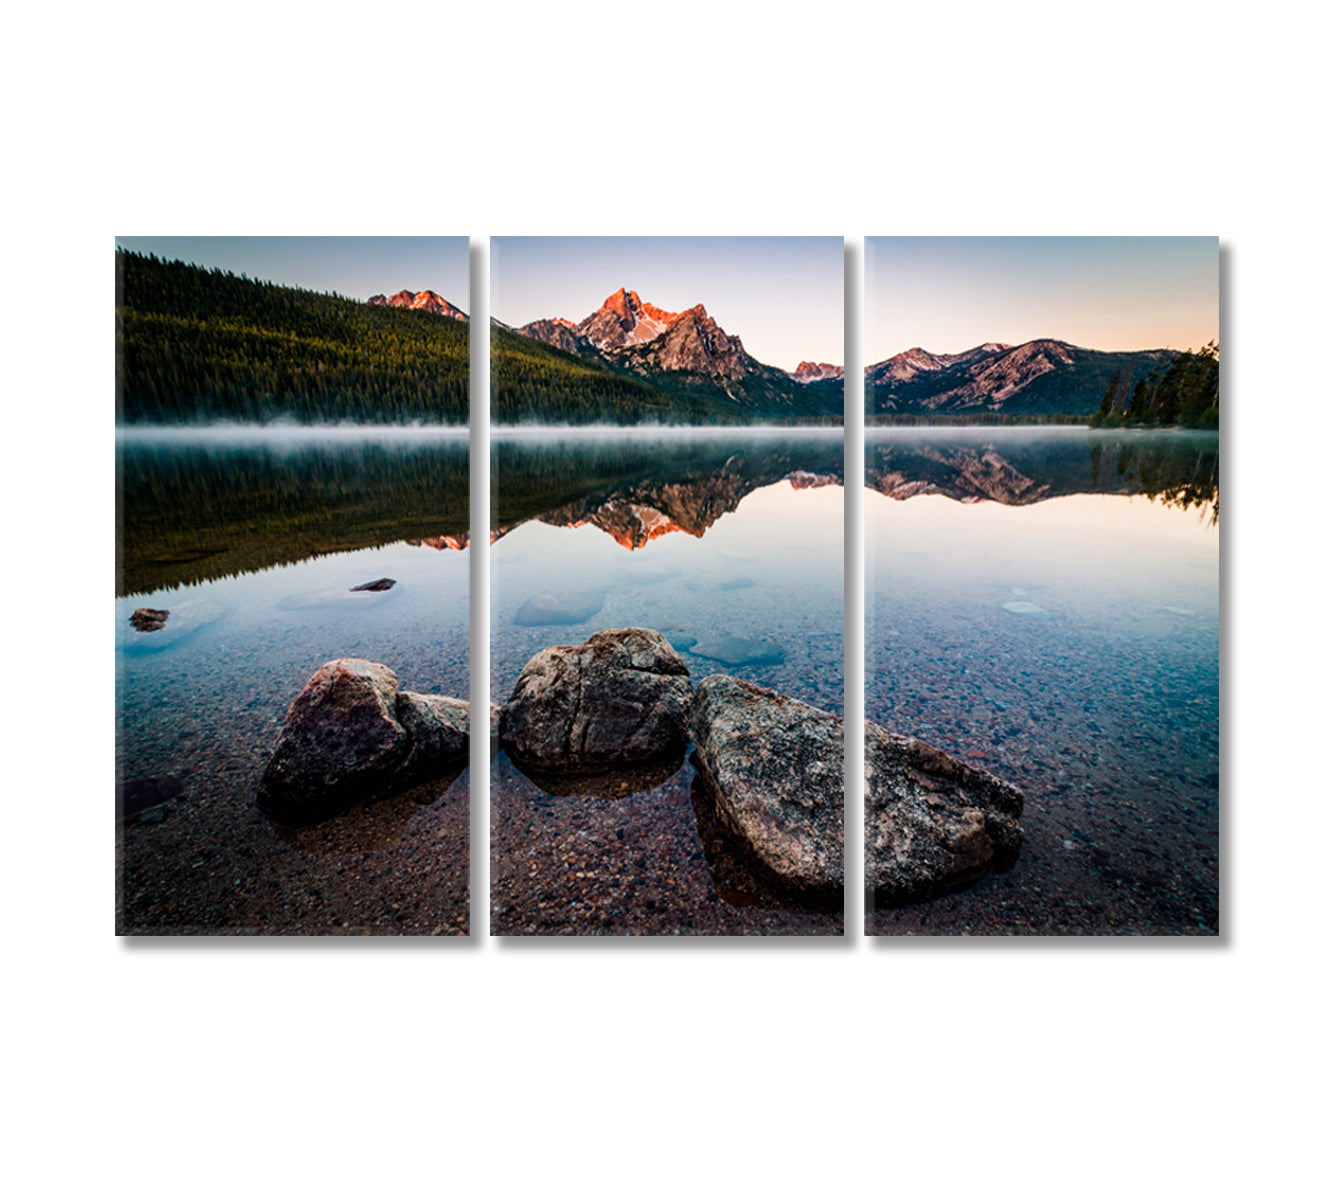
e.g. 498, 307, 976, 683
116, 432, 470, 935
865, 428, 1219, 935
489, 430, 846, 935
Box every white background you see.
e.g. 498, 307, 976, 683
5, 3, 1328, 1197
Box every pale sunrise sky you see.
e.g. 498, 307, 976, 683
866, 237, 1218, 364
115, 236, 471, 313
491, 237, 844, 371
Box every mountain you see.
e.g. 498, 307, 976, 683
866, 344, 1009, 387
505, 287, 841, 423
609, 304, 807, 412
517, 317, 601, 359
790, 361, 844, 384
865, 339, 1174, 418
369, 289, 468, 321
576, 288, 683, 350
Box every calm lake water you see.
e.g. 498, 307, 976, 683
115, 429, 471, 935
489, 429, 846, 935
115, 423, 1218, 937
865, 427, 1219, 935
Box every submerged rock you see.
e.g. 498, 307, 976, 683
257, 658, 489, 823
688, 634, 785, 667
117, 775, 184, 820
663, 628, 698, 652
118, 601, 225, 653
502, 628, 693, 769
129, 607, 169, 632
514, 590, 605, 626
1001, 600, 1048, 617
690, 675, 844, 899
865, 722, 1024, 904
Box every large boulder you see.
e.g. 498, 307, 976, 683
395, 693, 471, 782
865, 722, 1024, 904
502, 628, 693, 769
689, 675, 844, 899
257, 658, 488, 823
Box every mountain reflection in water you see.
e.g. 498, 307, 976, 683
491, 433, 846, 549
866, 428, 1218, 522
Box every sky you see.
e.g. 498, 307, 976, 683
114, 236, 471, 311
866, 237, 1218, 364
491, 237, 844, 370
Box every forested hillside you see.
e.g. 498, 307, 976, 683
115, 250, 469, 423
489, 324, 685, 423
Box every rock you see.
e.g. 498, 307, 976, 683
502, 628, 692, 769
689, 675, 844, 899
129, 608, 169, 632
395, 693, 470, 781
514, 590, 605, 626
687, 774, 839, 915
688, 634, 785, 666
257, 659, 409, 821
865, 722, 1024, 905
256, 658, 479, 823
1001, 601, 1048, 617
351, 577, 396, 592
118, 601, 225, 653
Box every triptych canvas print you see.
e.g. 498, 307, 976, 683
115, 235, 1219, 937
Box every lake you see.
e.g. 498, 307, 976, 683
489, 428, 847, 935
115, 428, 471, 935
865, 427, 1220, 935
115, 424, 1219, 937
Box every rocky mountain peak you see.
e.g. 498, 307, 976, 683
577, 288, 685, 350
601, 287, 642, 320
368, 289, 468, 321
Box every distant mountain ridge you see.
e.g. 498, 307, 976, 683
789, 361, 844, 384
369, 289, 468, 321
866, 338, 1174, 417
